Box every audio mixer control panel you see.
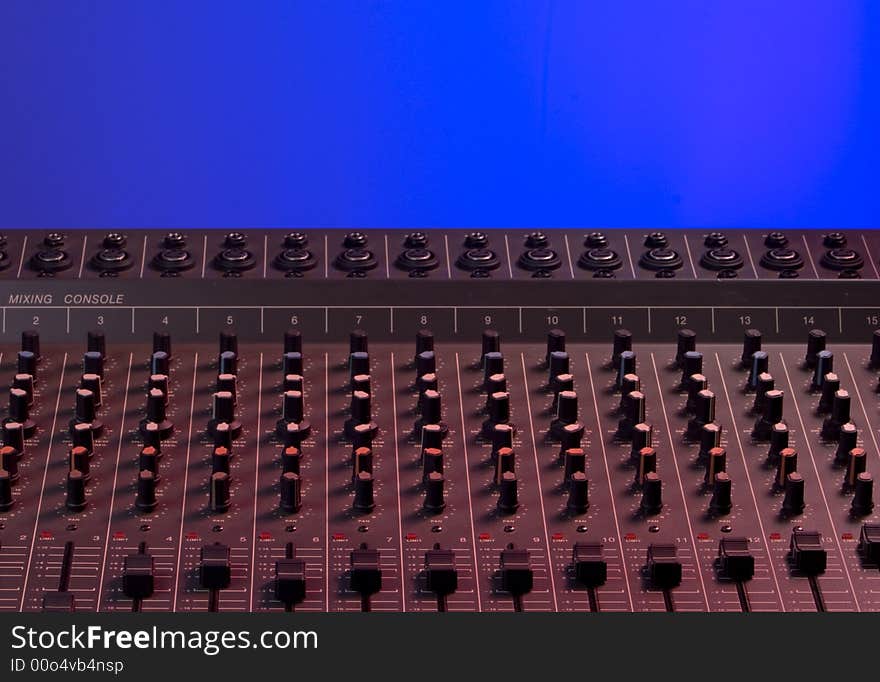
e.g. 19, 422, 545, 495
0, 229, 879, 612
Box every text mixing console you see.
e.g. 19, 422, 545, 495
1, 228, 880, 612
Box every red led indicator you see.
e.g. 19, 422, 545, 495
478, 533, 491, 541
769, 532, 782, 541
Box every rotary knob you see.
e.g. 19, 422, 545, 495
136, 470, 158, 512
280, 472, 303, 513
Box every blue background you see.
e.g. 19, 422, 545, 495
0, 1, 877, 229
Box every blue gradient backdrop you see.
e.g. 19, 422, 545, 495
0, 1, 877, 229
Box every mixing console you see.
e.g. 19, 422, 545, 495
1, 228, 880, 612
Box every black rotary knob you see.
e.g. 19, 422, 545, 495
634, 447, 657, 487
210, 472, 231, 513
353, 471, 376, 513
563, 448, 586, 481
142, 388, 173, 439
775, 447, 798, 490
21, 330, 40, 360
148, 374, 169, 401
136, 470, 158, 512
851, 473, 875, 516
71, 421, 94, 455
616, 351, 636, 391
17, 350, 37, 379
497, 471, 519, 515
139, 446, 160, 480
740, 329, 762, 368
697, 423, 722, 462
2, 421, 25, 456
675, 329, 697, 367
153, 331, 172, 358
7, 388, 36, 438
617, 391, 646, 440
87, 330, 106, 357
208, 391, 241, 439
704, 446, 727, 485
483, 352, 504, 387
685, 374, 708, 414
415, 390, 447, 439
219, 330, 238, 355
83, 351, 104, 378
812, 350, 834, 390
0, 445, 18, 483
13, 373, 35, 407
557, 422, 584, 459
491, 424, 514, 459
548, 351, 570, 384
0, 469, 13, 511
630, 424, 653, 463
350, 422, 377, 451
753, 390, 784, 441
424, 472, 446, 514
483, 392, 512, 436
640, 472, 663, 515
618, 374, 640, 410
66, 469, 87, 512
818, 373, 840, 414
283, 328, 303, 354
680, 351, 703, 389
551, 390, 579, 436
611, 329, 632, 366
415, 329, 434, 358
415, 350, 436, 378
709, 472, 733, 516
752, 373, 775, 414
820, 390, 851, 441
79, 373, 102, 408
747, 351, 769, 391
281, 446, 301, 475
422, 447, 443, 480
350, 329, 369, 354
567, 471, 590, 515
420, 423, 445, 451
349, 352, 370, 380
150, 351, 170, 376
346, 391, 372, 430
69, 446, 90, 480
835, 423, 858, 465
218, 350, 237, 376
782, 472, 805, 516
277, 390, 311, 440
282, 352, 303, 376
70, 388, 102, 436
687, 389, 715, 440
805, 329, 826, 368
352, 447, 373, 479
481, 329, 501, 357
844, 447, 867, 490
280, 472, 302, 513
494, 447, 515, 484
546, 329, 566, 365
211, 446, 231, 475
